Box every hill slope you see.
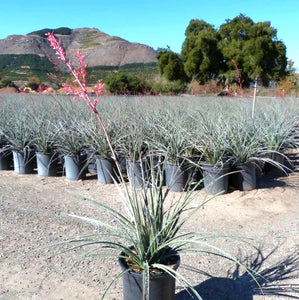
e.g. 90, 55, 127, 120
0, 27, 158, 81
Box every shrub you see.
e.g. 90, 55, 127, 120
150, 79, 186, 95
0, 79, 17, 89
105, 73, 149, 95
28, 76, 41, 91
187, 79, 223, 95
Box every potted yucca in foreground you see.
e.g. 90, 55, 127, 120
67, 159, 219, 300
46, 32, 260, 299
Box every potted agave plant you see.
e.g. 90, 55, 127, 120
54, 121, 87, 180
226, 117, 261, 191
82, 120, 119, 184
257, 111, 297, 174
118, 118, 149, 188
3, 114, 36, 174
46, 32, 259, 300
153, 118, 191, 192
198, 143, 230, 195
0, 104, 13, 170
0, 132, 13, 170
190, 113, 230, 195
32, 116, 59, 177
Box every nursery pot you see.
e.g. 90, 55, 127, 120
230, 162, 256, 191
36, 152, 58, 177
126, 160, 146, 188
263, 152, 287, 175
86, 151, 97, 174
12, 149, 35, 174
0, 150, 13, 170
201, 163, 229, 195
64, 154, 86, 180
165, 163, 188, 192
186, 156, 203, 185
96, 157, 117, 184
115, 151, 127, 175
119, 250, 180, 300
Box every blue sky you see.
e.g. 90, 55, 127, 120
1, 0, 298, 70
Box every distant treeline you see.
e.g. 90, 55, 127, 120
27, 27, 72, 37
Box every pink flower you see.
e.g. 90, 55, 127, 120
46, 33, 66, 62
93, 80, 105, 96
75, 50, 87, 68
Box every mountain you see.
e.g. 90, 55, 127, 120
0, 27, 158, 81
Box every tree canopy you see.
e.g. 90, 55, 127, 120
181, 20, 223, 83
157, 48, 187, 81
158, 14, 288, 87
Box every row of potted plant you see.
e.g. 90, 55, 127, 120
0, 94, 297, 194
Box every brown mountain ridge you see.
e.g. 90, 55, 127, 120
0, 27, 157, 71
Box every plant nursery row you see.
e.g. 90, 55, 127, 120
0, 94, 298, 194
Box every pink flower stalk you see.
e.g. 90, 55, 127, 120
45, 33, 67, 62
46, 32, 105, 112
46, 32, 116, 162
93, 80, 105, 96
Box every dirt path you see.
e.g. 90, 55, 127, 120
0, 163, 298, 299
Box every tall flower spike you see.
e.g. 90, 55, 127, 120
46, 33, 66, 62
46, 32, 118, 175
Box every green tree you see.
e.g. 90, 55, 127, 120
286, 60, 297, 76
219, 14, 287, 86
181, 20, 223, 83
157, 48, 187, 81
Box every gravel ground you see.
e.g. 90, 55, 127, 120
0, 156, 298, 300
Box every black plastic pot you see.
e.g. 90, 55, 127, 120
126, 160, 146, 188
0, 150, 13, 170
263, 152, 287, 175
230, 162, 256, 191
165, 163, 188, 192
86, 151, 97, 174
64, 154, 87, 180
201, 163, 229, 195
115, 151, 127, 175
96, 157, 117, 184
36, 152, 58, 177
186, 157, 203, 185
12, 149, 35, 174
119, 251, 180, 300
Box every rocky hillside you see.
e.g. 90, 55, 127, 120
0, 27, 157, 74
